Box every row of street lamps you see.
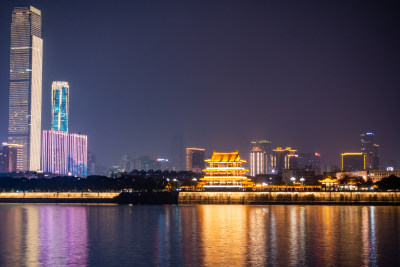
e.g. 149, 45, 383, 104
291, 177, 305, 185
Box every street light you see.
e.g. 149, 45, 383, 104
291, 177, 296, 185
300, 177, 305, 185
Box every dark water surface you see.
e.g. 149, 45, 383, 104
0, 204, 399, 266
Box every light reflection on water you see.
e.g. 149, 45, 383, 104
0, 204, 399, 266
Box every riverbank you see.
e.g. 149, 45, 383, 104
0, 192, 179, 204
179, 192, 400, 205
1, 191, 400, 205
0, 192, 120, 203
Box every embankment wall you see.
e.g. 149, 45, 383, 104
0, 192, 120, 203
179, 192, 400, 205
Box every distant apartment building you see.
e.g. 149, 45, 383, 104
156, 158, 171, 171
87, 151, 96, 176
298, 152, 321, 175
0, 143, 22, 173
170, 135, 185, 171
250, 146, 267, 177
360, 132, 380, 170
341, 153, 365, 171
134, 156, 157, 171
186, 148, 205, 173
120, 155, 132, 172
8, 6, 43, 171
270, 147, 298, 173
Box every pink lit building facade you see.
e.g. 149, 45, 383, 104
42, 130, 87, 176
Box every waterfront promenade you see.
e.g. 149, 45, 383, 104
0, 192, 120, 203
179, 191, 400, 205
1, 191, 400, 205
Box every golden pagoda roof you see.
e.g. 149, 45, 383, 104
318, 177, 338, 184
205, 150, 247, 163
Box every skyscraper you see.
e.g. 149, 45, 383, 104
270, 147, 298, 173
51, 81, 69, 132
186, 148, 205, 173
360, 132, 380, 170
8, 6, 43, 171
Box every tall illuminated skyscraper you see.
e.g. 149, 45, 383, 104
8, 6, 43, 171
51, 81, 69, 132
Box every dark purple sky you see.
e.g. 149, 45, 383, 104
0, 0, 399, 168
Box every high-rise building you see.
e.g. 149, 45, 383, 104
298, 152, 321, 175
87, 151, 96, 175
156, 158, 170, 171
134, 156, 157, 171
270, 147, 298, 173
341, 153, 365, 172
249, 140, 271, 176
170, 135, 185, 171
0, 143, 22, 173
42, 130, 87, 176
249, 146, 266, 177
120, 155, 132, 172
51, 81, 69, 132
8, 6, 43, 171
250, 140, 272, 154
360, 132, 379, 170
186, 148, 205, 173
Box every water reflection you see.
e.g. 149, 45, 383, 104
39, 206, 88, 266
0, 204, 88, 267
0, 204, 399, 266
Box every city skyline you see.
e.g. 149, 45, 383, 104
0, 1, 399, 168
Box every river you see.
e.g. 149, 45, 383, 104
0, 204, 399, 266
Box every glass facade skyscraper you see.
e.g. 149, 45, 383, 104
8, 6, 43, 171
51, 81, 69, 132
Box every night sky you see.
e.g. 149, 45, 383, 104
0, 0, 399, 168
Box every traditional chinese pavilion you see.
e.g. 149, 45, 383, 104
200, 151, 252, 189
